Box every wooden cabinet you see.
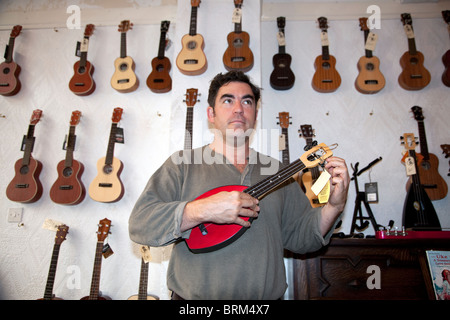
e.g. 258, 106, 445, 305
292, 238, 450, 300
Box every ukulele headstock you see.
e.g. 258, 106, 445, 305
84, 24, 95, 37
118, 20, 133, 33
10, 25, 22, 38
401, 133, 418, 151
96, 218, 111, 242
30, 109, 43, 125
359, 17, 369, 31
317, 17, 329, 32
300, 143, 332, 169
111, 107, 123, 124
184, 88, 199, 108
277, 112, 291, 129
70, 110, 82, 126
55, 225, 69, 245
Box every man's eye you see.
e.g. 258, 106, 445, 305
242, 99, 253, 105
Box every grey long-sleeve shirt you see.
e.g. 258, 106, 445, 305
129, 146, 335, 299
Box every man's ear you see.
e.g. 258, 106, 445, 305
207, 106, 215, 123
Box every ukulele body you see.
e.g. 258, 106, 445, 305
403, 183, 441, 230
111, 56, 139, 93
50, 159, 86, 205
0, 61, 21, 96
176, 34, 207, 75
69, 60, 96, 96
89, 156, 124, 203
6, 157, 43, 203
270, 53, 295, 90
398, 51, 431, 90
147, 56, 172, 93
312, 55, 341, 93
355, 56, 385, 94
223, 31, 254, 72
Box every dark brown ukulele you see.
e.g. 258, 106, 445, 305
442, 10, 450, 87
81, 218, 112, 300
398, 13, 431, 90
50, 111, 86, 205
69, 24, 96, 96
147, 20, 172, 93
6, 109, 43, 203
270, 17, 295, 90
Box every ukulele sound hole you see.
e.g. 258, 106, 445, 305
3, 67, 10, 75
63, 167, 73, 177
410, 57, 419, 65
78, 66, 86, 74
233, 38, 243, 48
187, 41, 197, 50
420, 161, 431, 170
322, 62, 330, 70
156, 64, 165, 72
103, 164, 113, 174
365, 63, 374, 71
119, 63, 128, 71
19, 165, 29, 175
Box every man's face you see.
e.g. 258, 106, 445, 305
207, 81, 258, 142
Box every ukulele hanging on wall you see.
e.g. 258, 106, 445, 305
223, 0, 254, 72
355, 17, 385, 94
111, 20, 139, 93
176, 0, 207, 76
270, 17, 295, 90
6, 109, 43, 203
147, 20, 172, 93
0, 25, 22, 96
398, 13, 431, 91
312, 17, 341, 93
69, 24, 96, 96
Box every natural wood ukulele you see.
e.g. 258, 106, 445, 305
312, 17, 341, 93
6, 109, 43, 203
398, 13, 431, 91
355, 17, 385, 94
50, 110, 86, 205
147, 20, 172, 93
176, 0, 207, 75
69, 24, 96, 96
111, 20, 139, 93
0, 25, 22, 96
89, 108, 124, 203
223, 0, 254, 72
270, 17, 295, 90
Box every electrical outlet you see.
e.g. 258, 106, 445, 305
8, 208, 23, 223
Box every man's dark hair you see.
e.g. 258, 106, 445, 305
207, 71, 261, 108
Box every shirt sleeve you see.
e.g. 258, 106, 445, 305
280, 179, 340, 254
128, 156, 191, 247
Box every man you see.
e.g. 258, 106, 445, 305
129, 71, 350, 300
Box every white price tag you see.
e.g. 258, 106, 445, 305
311, 170, 331, 196
140, 245, 152, 263
80, 38, 89, 52
42, 219, 64, 232
405, 156, 416, 176
279, 134, 286, 151
320, 31, 329, 46
277, 31, 286, 46
364, 32, 378, 51
404, 25, 415, 39
232, 8, 242, 24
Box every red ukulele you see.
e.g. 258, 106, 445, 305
6, 109, 43, 203
50, 111, 86, 205
69, 24, 96, 96
185, 143, 333, 253
0, 25, 22, 96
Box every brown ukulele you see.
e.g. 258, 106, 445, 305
6, 109, 43, 203
111, 20, 139, 93
147, 20, 172, 93
312, 17, 341, 93
39, 224, 69, 300
89, 108, 124, 203
69, 24, 96, 96
184, 88, 199, 150
398, 13, 431, 91
0, 25, 22, 96
270, 17, 295, 90
50, 111, 86, 205
355, 17, 385, 94
176, 0, 207, 76
400, 133, 440, 231
299, 124, 329, 208
223, 0, 254, 72
442, 10, 450, 87
409, 106, 447, 200
127, 246, 159, 300
81, 218, 112, 300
